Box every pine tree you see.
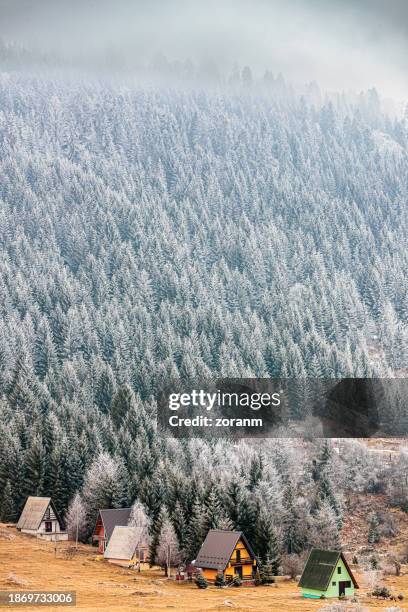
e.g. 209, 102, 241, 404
203, 487, 230, 533
249, 455, 263, 491
308, 499, 340, 550
0, 436, 25, 515
282, 481, 305, 554
171, 500, 187, 552
50, 438, 72, 513
312, 441, 332, 482
214, 570, 226, 587
0, 480, 16, 522
368, 513, 380, 544
260, 556, 276, 584
195, 573, 208, 589
110, 384, 134, 429
311, 442, 342, 529
34, 320, 58, 381
224, 477, 245, 528
23, 435, 46, 497
149, 505, 165, 567
145, 470, 168, 564
95, 365, 116, 413
183, 498, 206, 562
7, 353, 37, 411
236, 490, 257, 546
255, 508, 281, 574
0, 435, 10, 492
67, 444, 84, 498
312, 470, 343, 529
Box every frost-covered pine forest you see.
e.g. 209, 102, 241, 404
0, 71, 408, 565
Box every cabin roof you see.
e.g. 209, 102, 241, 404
16, 496, 63, 531
97, 508, 132, 541
104, 525, 145, 560
194, 530, 256, 571
298, 549, 359, 591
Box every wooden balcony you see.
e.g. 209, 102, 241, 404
230, 559, 254, 566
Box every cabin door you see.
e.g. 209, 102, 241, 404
338, 582, 346, 596
234, 566, 243, 579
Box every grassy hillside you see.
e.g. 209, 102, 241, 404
1, 520, 407, 611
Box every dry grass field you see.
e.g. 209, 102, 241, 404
1, 526, 408, 611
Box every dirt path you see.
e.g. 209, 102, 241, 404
0, 526, 407, 611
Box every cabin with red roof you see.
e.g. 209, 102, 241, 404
92, 508, 131, 553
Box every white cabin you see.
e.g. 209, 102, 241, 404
16, 496, 68, 541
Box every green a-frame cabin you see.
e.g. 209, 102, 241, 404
298, 549, 359, 599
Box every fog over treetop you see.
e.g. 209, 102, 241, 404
0, 0, 407, 99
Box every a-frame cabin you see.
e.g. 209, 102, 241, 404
299, 548, 359, 599
104, 525, 149, 567
16, 496, 68, 541
92, 508, 132, 553
194, 530, 257, 583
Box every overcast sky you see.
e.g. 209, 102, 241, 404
0, 0, 407, 99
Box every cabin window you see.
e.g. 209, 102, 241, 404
45, 521, 52, 533
337, 567, 341, 574
332, 581, 336, 586
235, 549, 241, 562
140, 550, 145, 562
344, 581, 351, 588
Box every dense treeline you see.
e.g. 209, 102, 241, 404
0, 73, 407, 565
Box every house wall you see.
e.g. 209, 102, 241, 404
38, 517, 68, 541
38, 519, 59, 533
92, 517, 106, 552
20, 528, 68, 541
20, 529, 38, 536
20, 519, 60, 536
230, 539, 252, 563
301, 558, 355, 599
202, 568, 218, 581
224, 562, 254, 579
135, 547, 149, 563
